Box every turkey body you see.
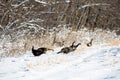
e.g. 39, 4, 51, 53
32, 46, 47, 56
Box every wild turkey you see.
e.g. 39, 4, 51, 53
32, 46, 53, 56
86, 38, 93, 47
57, 41, 81, 54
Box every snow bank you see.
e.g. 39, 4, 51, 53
0, 44, 120, 80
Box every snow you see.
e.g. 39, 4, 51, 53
0, 44, 120, 80
35, 0, 48, 5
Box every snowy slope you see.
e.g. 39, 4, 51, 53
0, 45, 120, 80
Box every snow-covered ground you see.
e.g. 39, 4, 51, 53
0, 43, 120, 80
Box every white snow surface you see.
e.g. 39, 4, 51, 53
0, 45, 120, 80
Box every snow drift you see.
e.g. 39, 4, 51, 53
0, 43, 120, 80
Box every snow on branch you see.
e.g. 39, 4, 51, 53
20, 22, 46, 31
12, 0, 29, 8
35, 0, 48, 5
79, 3, 110, 9
28, 19, 44, 23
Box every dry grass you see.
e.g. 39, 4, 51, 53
106, 40, 120, 46
0, 28, 119, 58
